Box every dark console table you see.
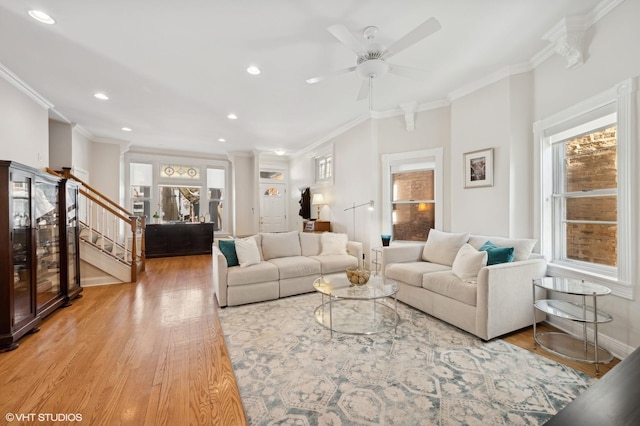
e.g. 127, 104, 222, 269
545, 345, 640, 425
145, 223, 214, 258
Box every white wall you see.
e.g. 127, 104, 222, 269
533, 0, 640, 355
377, 106, 452, 230
0, 77, 49, 168
48, 120, 72, 171
450, 77, 513, 236
89, 141, 122, 201
72, 128, 92, 174
232, 153, 255, 236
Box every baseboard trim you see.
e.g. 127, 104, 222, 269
546, 318, 634, 360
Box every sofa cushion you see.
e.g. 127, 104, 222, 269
479, 241, 515, 265
422, 271, 478, 307
310, 254, 358, 274
218, 239, 239, 267
320, 233, 348, 255
235, 237, 262, 267
452, 244, 487, 280
385, 261, 451, 287
261, 231, 301, 260
299, 232, 321, 256
227, 261, 279, 286
468, 235, 536, 261
422, 229, 470, 266
267, 256, 321, 279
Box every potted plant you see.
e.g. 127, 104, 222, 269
153, 211, 160, 223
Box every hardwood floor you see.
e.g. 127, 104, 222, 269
0, 255, 619, 425
0, 255, 246, 426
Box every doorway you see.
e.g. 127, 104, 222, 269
259, 183, 286, 232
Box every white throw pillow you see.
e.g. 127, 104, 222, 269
320, 232, 348, 256
235, 237, 261, 267
452, 244, 488, 280
422, 229, 470, 266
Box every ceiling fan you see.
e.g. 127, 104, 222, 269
306, 17, 442, 108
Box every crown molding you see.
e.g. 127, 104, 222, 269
0, 62, 54, 109
587, 0, 625, 26
371, 98, 450, 120
291, 114, 369, 159
531, 0, 625, 69
71, 123, 94, 139
448, 63, 532, 102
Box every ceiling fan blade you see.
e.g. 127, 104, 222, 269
356, 79, 369, 101
305, 66, 357, 84
389, 64, 431, 80
383, 17, 441, 59
327, 24, 368, 56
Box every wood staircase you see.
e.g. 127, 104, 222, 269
47, 167, 146, 283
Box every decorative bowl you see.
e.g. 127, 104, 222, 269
346, 267, 371, 286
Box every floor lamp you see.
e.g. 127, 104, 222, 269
344, 200, 374, 241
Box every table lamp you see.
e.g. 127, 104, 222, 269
311, 193, 325, 219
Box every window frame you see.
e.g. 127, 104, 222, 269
534, 78, 636, 299
313, 145, 334, 185
124, 153, 231, 234
382, 148, 443, 241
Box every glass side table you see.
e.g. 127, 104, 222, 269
532, 277, 613, 375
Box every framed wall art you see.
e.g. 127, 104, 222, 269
464, 148, 493, 188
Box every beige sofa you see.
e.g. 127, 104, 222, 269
213, 231, 362, 307
381, 230, 547, 340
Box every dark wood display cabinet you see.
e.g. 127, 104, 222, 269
145, 222, 214, 258
0, 161, 82, 351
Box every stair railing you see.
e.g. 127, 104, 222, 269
46, 167, 146, 282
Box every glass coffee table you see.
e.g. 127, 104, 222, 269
313, 274, 400, 336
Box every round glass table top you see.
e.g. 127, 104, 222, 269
533, 277, 611, 296
313, 274, 398, 300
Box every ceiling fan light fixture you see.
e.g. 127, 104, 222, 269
356, 59, 389, 80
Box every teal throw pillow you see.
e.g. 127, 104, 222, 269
218, 240, 239, 267
479, 241, 515, 265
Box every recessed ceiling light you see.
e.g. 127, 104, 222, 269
247, 66, 261, 75
28, 10, 55, 25
122, 127, 132, 132
94, 92, 109, 100
218, 138, 226, 142
274, 149, 286, 156
227, 113, 238, 120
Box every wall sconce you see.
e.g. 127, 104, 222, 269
344, 200, 374, 240
311, 193, 325, 219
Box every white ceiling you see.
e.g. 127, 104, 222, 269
0, 0, 605, 157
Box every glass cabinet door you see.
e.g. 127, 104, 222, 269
11, 176, 34, 325
66, 183, 80, 295
34, 179, 61, 310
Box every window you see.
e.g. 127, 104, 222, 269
535, 78, 635, 298
125, 155, 230, 233
130, 163, 152, 218
382, 148, 443, 242
207, 168, 225, 231
553, 125, 617, 269
391, 170, 435, 242
315, 154, 332, 183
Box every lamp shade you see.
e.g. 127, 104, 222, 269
311, 193, 325, 205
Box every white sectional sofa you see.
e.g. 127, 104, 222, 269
381, 229, 547, 340
213, 230, 362, 307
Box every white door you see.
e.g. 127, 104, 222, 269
260, 183, 286, 232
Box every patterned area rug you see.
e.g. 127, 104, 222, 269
218, 293, 594, 425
